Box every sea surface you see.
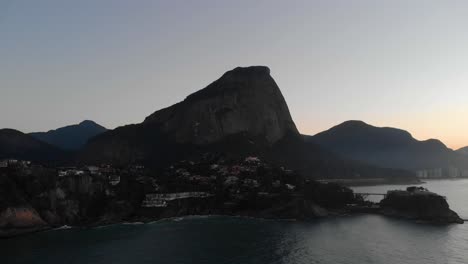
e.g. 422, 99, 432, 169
2, 179, 468, 264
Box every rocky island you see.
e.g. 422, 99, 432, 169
379, 187, 463, 224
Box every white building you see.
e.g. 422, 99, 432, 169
86, 166, 100, 175
0, 160, 8, 168
109, 175, 121, 186
141, 192, 213, 208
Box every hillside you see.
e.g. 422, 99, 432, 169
308, 121, 468, 173
456, 147, 468, 156
0, 129, 67, 162
30, 120, 107, 150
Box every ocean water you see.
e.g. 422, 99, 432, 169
2, 179, 468, 264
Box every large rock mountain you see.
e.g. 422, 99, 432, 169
308, 120, 468, 172
144, 66, 298, 144
30, 120, 107, 151
0, 129, 67, 161
83, 66, 299, 164
82, 67, 414, 181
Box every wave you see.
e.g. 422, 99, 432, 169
122, 222, 145, 225
54, 225, 73, 230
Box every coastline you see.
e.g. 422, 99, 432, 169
317, 178, 422, 187
2, 177, 465, 239
0, 226, 50, 239
4, 205, 463, 239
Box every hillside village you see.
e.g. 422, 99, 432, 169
2, 154, 363, 234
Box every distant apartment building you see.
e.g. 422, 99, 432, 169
416, 168, 443, 178
0, 160, 8, 168
0, 159, 31, 168
416, 167, 468, 178
58, 167, 85, 177
446, 167, 461, 178
462, 170, 468, 177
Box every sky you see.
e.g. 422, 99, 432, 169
1, 0, 468, 149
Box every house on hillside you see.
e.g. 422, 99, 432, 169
109, 175, 121, 186
86, 166, 100, 175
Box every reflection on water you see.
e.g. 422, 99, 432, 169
2, 179, 468, 264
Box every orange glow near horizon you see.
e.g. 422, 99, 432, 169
297, 107, 468, 150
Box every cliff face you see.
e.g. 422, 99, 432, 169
0, 207, 46, 227
0, 165, 124, 237
144, 66, 298, 144
82, 66, 300, 165
0, 174, 49, 237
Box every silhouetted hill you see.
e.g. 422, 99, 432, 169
81, 67, 415, 182
308, 120, 468, 172
0, 129, 68, 161
456, 146, 468, 156
30, 120, 107, 150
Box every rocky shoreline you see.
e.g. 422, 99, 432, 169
0, 157, 463, 239
2, 188, 463, 239
317, 178, 422, 187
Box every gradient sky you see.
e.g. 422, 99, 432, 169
1, 0, 468, 149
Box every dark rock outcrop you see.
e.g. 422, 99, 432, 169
380, 187, 463, 224
82, 66, 299, 164
144, 66, 298, 144
0, 173, 49, 237
0, 207, 48, 237
30, 120, 107, 151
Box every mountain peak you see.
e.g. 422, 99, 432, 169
422, 138, 447, 149
310, 120, 464, 171
0, 128, 23, 135
79, 120, 98, 126
327, 120, 413, 139
30, 121, 107, 151
225, 65, 270, 76
337, 120, 370, 128
183, 66, 273, 103
143, 66, 298, 144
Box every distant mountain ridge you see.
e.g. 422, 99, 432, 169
308, 120, 468, 172
30, 120, 107, 150
0, 129, 67, 161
